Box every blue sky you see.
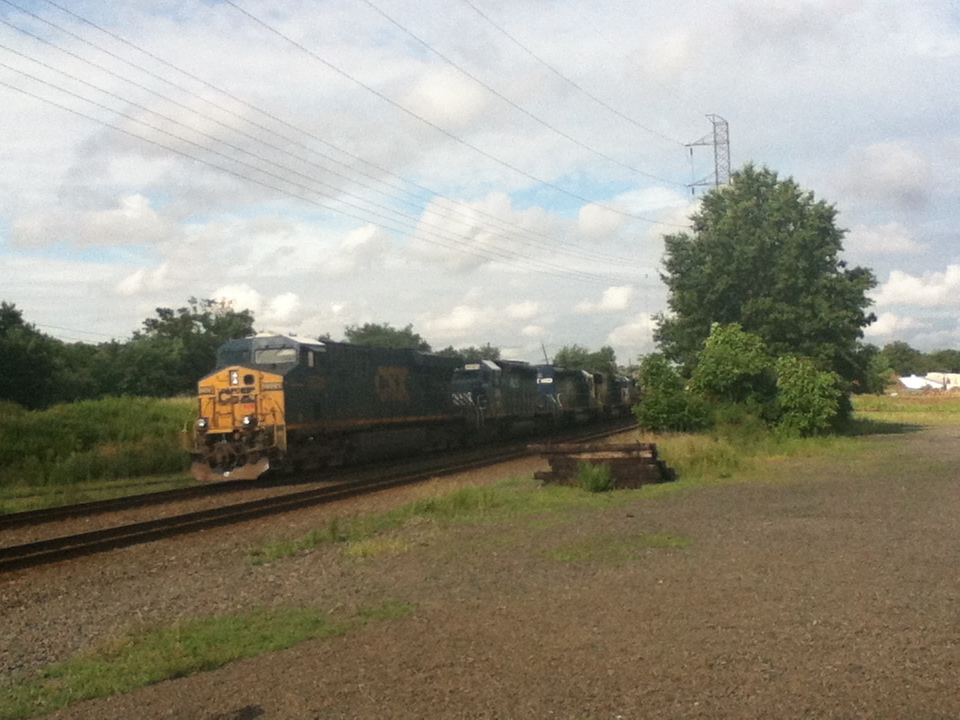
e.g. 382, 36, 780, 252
0, 0, 958, 362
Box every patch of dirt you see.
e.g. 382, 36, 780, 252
5, 428, 960, 719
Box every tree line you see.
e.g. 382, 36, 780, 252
2, 165, 952, 419
0, 302, 619, 411
0, 298, 255, 410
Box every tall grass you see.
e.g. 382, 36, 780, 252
0, 396, 194, 488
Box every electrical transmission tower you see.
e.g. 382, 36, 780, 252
686, 114, 730, 193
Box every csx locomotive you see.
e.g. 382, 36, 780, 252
186, 334, 637, 481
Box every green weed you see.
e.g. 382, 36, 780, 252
252, 478, 637, 564
0, 602, 411, 720
576, 462, 614, 493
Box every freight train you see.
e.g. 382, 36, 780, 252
186, 334, 638, 481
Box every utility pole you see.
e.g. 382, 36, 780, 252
686, 114, 730, 193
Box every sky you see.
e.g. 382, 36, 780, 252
0, 0, 958, 365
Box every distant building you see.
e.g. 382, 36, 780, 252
899, 373, 960, 391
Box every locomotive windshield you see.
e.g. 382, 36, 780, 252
254, 347, 298, 365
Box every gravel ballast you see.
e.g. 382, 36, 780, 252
3, 429, 959, 719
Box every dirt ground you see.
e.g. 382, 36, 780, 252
10, 424, 960, 719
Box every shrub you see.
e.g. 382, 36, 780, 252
689, 323, 776, 404
633, 354, 711, 433
577, 462, 614, 493
775, 355, 844, 436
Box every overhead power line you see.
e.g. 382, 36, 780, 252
0, 69, 638, 287
221, 0, 680, 226
460, 0, 687, 149
0, 0, 685, 286
5, 0, 685, 262
0, 0, 675, 271
360, 0, 683, 186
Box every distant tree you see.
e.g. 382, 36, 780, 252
343, 323, 431, 351
879, 341, 925, 376
0, 301, 60, 409
655, 164, 877, 382
553, 344, 617, 374
436, 343, 501, 362
121, 298, 256, 396
849, 343, 894, 394
927, 349, 960, 373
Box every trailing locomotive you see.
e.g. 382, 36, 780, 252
186, 334, 638, 481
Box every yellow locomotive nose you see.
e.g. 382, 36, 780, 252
189, 366, 286, 481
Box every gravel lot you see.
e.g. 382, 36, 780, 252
3, 426, 959, 719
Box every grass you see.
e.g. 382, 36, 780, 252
250, 478, 641, 565
0, 473, 196, 514
0, 602, 411, 720
851, 391, 960, 426
253, 392, 960, 565
0, 396, 196, 513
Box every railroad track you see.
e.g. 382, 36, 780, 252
0, 478, 268, 531
0, 422, 637, 573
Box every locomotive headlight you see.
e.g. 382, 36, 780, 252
242, 414, 258, 429
196, 417, 209, 432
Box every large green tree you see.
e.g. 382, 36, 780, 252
655, 164, 877, 382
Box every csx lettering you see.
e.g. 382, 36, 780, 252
376, 366, 409, 402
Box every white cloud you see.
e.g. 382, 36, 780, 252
845, 222, 927, 255
406, 193, 557, 273
209, 286, 307, 332
576, 286, 636, 314
321, 225, 393, 278
405, 66, 489, 129
211, 284, 265, 316
863, 311, 927, 338
833, 142, 933, 212
421, 304, 489, 341
12, 195, 177, 248
608, 315, 659, 359
873, 266, 960, 307
115, 264, 177, 296
266, 293, 301, 324
505, 301, 539, 320
577, 203, 625, 240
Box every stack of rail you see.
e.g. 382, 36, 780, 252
529, 442, 675, 488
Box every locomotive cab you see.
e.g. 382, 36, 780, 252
187, 335, 321, 481
451, 359, 542, 432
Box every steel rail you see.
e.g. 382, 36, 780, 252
0, 422, 637, 573
0, 478, 267, 530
